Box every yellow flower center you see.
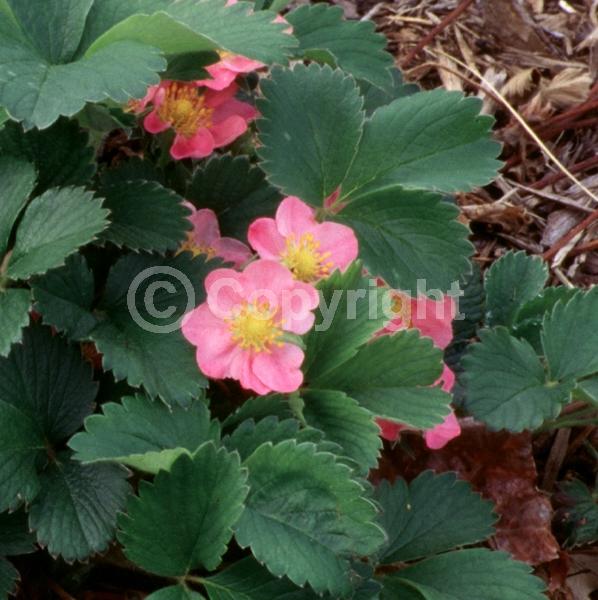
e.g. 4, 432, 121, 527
391, 293, 412, 327
157, 83, 213, 138
217, 50, 234, 60
177, 233, 217, 259
280, 233, 333, 282
227, 300, 284, 352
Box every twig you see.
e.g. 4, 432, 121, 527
530, 155, 598, 190
401, 0, 476, 67
542, 428, 571, 491
513, 182, 594, 213
570, 239, 598, 256
543, 207, 598, 260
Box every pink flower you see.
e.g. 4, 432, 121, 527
199, 53, 265, 91
248, 196, 358, 282
143, 81, 257, 160
377, 293, 461, 449
179, 202, 251, 268
126, 83, 162, 113
181, 260, 319, 394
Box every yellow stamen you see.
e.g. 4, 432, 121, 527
177, 232, 217, 259
391, 293, 412, 327
157, 82, 213, 138
280, 232, 334, 282
227, 300, 284, 352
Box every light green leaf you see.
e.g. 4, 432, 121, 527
0, 119, 95, 194
28, 454, 130, 562
0, 558, 18, 598
578, 376, 598, 404
302, 390, 381, 475
31, 254, 97, 340
0, 509, 36, 556
375, 472, 495, 564
0, 8, 165, 129
315, 331, 450, 429
0, 289, 30, 357
7, 0, 94, 63
334, 187, 473, 291
341, 90, 501, 198
84, 0, 295, 64
484, 251, 548, 327
69, 394, 220, 473
258, 64, 364, 205
187, 155, 281, 242
90, 253, 214, 406
118, 443, 248, 576
542, 287, 598, 381
286, 4, 392, 89
99, 181, 190, 252
6, 187, 109, 280
0, 325, 97, 442
0, 155, 36, 256
462, 328, 574, 431
147, 585, 205, 600
234, 440, 385, 596
303, 262, 385, 382
380, 549, 546, 600
0, 401, 44, 512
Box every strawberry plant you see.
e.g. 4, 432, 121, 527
0, 0, 596, 598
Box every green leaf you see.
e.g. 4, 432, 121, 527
375, 472, 495, 564
204, 557, 319, 600
99, 181, 190, 252
6, 0, 95, 64
187, 155, 281, 241
359, 69, 419, 115
0, 155, 36, 255
31, 254, 97, 340
0, 558, 18, 598
0, 289, 30, 357
303, 262, 385, 382
0, 8, 166, 129
0, 119, 95, 194
462, 328, 574, 431
258, 64, 364, 205
542, 287, 598, 381
578, 376, 598, 404
341, 90, 501, 198
28, 454, 130, 562
6, 187, 109, 280
286, 4, 393, 89
0, 509, 36, 556
380, 549, 546, 600
69, 394, 220, 474
557, 479, 598, 547
147, 585, 205, 600
83, 0, 296, 64
0, 401, 43, 512
90, 253, 213, 405
222, 394, 294, 430
315, 331, 450, 429
302, 390, 381, 475
234, 440, 385, 596
484, 251, 548, 327
118, 443, 248, 576
334, 187, 473, 291
0, 325, 97, 442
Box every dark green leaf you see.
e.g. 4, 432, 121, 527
147, 585, 205, 600
0, 509, 36, 556
28, 454, 130, 561
0, 558, 18, 598
484, 251, 547, 327
334, 186, 473, 291
258, 64, 364, 205
359, 69, 419, 115
0, 289, 30, 357
375, 471, 495, 563
118, 444, 248, 576
463, 328, 574, 431
287, 4, 393, 89
222, 394, 294, 430
557, 479, 598, 547
69, 394, 220, 474
6, 187, 109, 280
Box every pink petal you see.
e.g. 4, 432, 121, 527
188, 207, 220, 246
204, 82, 239, 108
213, 98, 258, 124
282, 281, 320, 335
209, 116, 248, 148
243, 260, 295, 299
143, 109, 170, 134
376, 418, 405, 441
200, 65, 238, 91
205, 268, 246, 317
213, 237, 252, 268
410, 295, 455, 349
220, 54, 264, 73
276, 196, 317, 238
424, 412, 461, 450
170, 129, 215, 160
436, 363, 455, 393
247, 218, 286, 260
229, 351, 271, 395
314, 221, 359, 272
252, 344, 304, 393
